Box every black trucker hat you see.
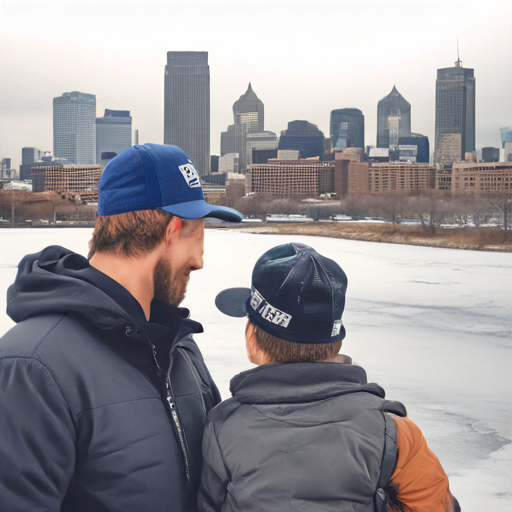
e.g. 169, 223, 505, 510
215, 243, 348, 344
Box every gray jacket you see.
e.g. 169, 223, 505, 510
198, 362, 405, 512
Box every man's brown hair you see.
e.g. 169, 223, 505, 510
88, 209, 173, 259
253, 323, 342, 364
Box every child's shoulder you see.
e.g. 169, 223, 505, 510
206, 396, 245, 428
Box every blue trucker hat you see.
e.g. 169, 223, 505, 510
215, 243, 348, 344
97, 143, 243, 222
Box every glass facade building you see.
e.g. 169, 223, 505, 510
220, 124, 246, 172
501, 127, 512, 149
482, 147, 500, 163
278, 120, 325, 160
398, 134, 429, 163
20, 147, 42, 180
164, 51, 210, 175
434, 58, 475, 163
246, 131, 278, 166
53, 91, 96, 165
330, 108, 364, 149
96, 109, 132, 164
232, 83, 264, 133
376, 86, 411, 149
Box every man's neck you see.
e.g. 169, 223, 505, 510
89, 252, 156, 321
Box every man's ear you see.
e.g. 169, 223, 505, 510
164, 216, 182, 246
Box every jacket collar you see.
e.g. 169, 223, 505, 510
230, 362, 385, 404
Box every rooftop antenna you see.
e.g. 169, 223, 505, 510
455, 37, 462, 67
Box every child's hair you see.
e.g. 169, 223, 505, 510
253, 323, 342, 364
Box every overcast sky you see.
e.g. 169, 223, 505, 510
1, 0, 511, 169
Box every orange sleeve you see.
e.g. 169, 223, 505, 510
386, 415, 460, 512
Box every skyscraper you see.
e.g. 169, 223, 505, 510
53, 91, 96, 165
220, 123, 246, 172
164, 51, 210, 175
500, 127, 512, 149
434, 54, 475, 163
330, 109, 365, 149
232, 83, 264, 133
376, 86, 411, 149
96, 109, 132, 164
20, 147, 42, 180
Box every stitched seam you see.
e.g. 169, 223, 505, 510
29, 313, 68, 354
77, 396, 163, 416
0, 355, 75, 434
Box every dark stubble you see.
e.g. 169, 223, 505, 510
153, 255, 188, 307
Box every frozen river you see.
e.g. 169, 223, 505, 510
1, 228, 511, 510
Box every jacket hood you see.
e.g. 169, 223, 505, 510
230, 362, 385, 404
6, 246, 198, 341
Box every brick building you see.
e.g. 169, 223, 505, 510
248, 160, 335, 198
368, 163, 436, 193
451, 162, 512, 194
32, 165, 102, 200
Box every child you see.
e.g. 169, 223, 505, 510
198, 243, 460, 512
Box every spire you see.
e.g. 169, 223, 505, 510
455, 37, 462, 67
247, 82, 253, 93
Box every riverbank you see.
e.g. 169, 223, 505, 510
218, 222, 512, 252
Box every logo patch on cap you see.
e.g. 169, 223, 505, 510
331, 319, 342, 337
250, 287, 292, 328
179, 163, 201, 188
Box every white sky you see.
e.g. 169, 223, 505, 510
1, 0, 511, 169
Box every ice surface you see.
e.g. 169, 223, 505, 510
1, 228, 511, 510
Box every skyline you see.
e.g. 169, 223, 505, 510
1, 0, 511, 170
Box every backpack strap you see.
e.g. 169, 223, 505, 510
374, 400, 407, 512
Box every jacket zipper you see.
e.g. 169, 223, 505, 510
145, 334, 191, 483
166, 378, 191, 483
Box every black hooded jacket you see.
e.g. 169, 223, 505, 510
0, 246, 221, 512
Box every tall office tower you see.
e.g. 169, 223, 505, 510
20, 147, 42, 180
95, 110, 132, 164
1, 158, 11, 179
501, 127, 512, 149
22, 147, 41, 166
232, 83, 264, 133
330, 108, 365, 149
278, 120, 325, 160
53, 91, 96, 165
164, 51, 210, 175
220, 123, 246, 172
435, 54, 475, 163
376, 86, 411, 149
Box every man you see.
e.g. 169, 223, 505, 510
0, 144, 242, 511
199, 243, 460, 512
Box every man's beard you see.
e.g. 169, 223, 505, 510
153, 255, 189, 307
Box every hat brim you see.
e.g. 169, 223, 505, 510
160, 199, 243, 222
215, 288, 251, 318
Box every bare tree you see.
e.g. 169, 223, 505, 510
233, 194, 269, 220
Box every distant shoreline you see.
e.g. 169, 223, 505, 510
3, 222, 510, 252
213, 222, 512, 252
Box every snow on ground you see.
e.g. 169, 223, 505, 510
1, 228, 511, 510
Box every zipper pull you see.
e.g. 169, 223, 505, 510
166, 379, 175, 408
